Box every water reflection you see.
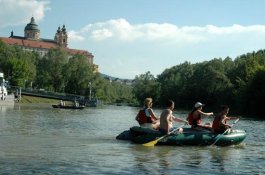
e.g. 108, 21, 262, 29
130, 145, 248, 175
209, 147, 233, 172
0, 104, 15, 113
131, 146, 173, 175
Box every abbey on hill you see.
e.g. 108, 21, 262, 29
0, 17, 98, 71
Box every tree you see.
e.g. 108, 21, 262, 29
132, 71, 160, 105
157, 61, 194, 108
0, 41, 36, 87
0, 40, 135, 105
64, 54, 94, 94
35, 47, 67, 91
241, 69, 265, 117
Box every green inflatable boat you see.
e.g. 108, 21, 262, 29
116, 126, 247, 146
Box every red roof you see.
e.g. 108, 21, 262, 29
0, 37, 93, 57
0, 37, 57, 49
65, 48, 93, 57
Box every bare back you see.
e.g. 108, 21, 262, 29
159, 108, 173, 132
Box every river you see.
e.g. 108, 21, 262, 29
0, 104, 264, 175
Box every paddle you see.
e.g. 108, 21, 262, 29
142, 125, 185, 147
211, 118, 239, 146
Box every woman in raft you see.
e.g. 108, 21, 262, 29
135, 97, 160, 129
187, 102, 214, 130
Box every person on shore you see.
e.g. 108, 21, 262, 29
159, 100, 189, 134
59, 100, 65, 106
212, 105, 239, 133
187, 102, 213, 130
74, 100, 79, 107
135, 97, 160, 129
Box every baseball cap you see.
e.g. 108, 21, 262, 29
194, 102, 205, 108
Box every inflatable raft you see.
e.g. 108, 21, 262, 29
116, 126, 247, 146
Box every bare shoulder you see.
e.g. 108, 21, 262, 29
220, 114, 227, 119
161, 109, 170, 115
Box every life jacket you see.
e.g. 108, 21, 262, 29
212, 113, 227, 132
136, 109, 153, 125
212, 115, 220, 131
187, 112, 202, 126
187, 113, 193, 125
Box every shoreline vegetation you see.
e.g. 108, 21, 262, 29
0, 40, 135, 107
1, 40, 265, 118
16, 95, 253, 119
18, 95, 138, 107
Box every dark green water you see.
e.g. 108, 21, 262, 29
0, 104, 264, 175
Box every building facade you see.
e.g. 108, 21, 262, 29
0, 17, 97, 69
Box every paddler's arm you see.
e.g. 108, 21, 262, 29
198, 110, 214, 117
172, 116, 189, 125
148, 108, 159, 120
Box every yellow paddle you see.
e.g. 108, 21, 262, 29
142, 125, 185, 147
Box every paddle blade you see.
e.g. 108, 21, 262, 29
142, 140, 159, 147
142, 126, 184, 147
142, 135, 167, 147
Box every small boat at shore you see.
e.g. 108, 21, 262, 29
52, 104, 85, 109
116, 126, 247, 146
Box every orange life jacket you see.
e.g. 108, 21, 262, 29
187, 113, 193, 125
212, 113, 227, 132
136, 109, 154, 125
212, 115, 220, 131
187, 112, 202, 126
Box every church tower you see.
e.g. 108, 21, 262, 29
24, 17, 40, 40
54, 25, 68, 47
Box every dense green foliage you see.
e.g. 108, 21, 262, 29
1, 39, 265, 117
0, 40, 133, 104
133, 71, 160, 104
133, 54, 265, 118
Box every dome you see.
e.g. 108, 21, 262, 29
24, 17, 40, 31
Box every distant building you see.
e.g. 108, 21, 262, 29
0, 17, 98, 71
102, 75, 133, 86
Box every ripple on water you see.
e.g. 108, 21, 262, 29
0, 105, 264, 174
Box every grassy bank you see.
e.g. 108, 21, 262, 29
19, 95, 67, 104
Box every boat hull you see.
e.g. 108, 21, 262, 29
116, 126, 247, 146
52, 104, 85, 109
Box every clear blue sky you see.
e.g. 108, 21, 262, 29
1, 0, 265, 79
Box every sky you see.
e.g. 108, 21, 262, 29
1, 0, 265, 79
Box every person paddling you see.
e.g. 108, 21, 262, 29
212, 105, 239, 133
159, 100, 188, 134
135, 97, 160, 129
187, 102, 213, 130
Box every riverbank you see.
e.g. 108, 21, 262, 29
18, 95, 69, 104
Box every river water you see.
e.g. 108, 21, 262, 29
0, 104, 264, 175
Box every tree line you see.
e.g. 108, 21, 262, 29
1, 39, 265, 117
0, 40, 134, 104
132, 50, 265, 118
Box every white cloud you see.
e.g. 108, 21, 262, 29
68, 19, 265, 78
91, 29, 113, 40
205, 24, 265, 34
68, 18, 265, 45
68, 30, 85, 41
0, 0, 50, 28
